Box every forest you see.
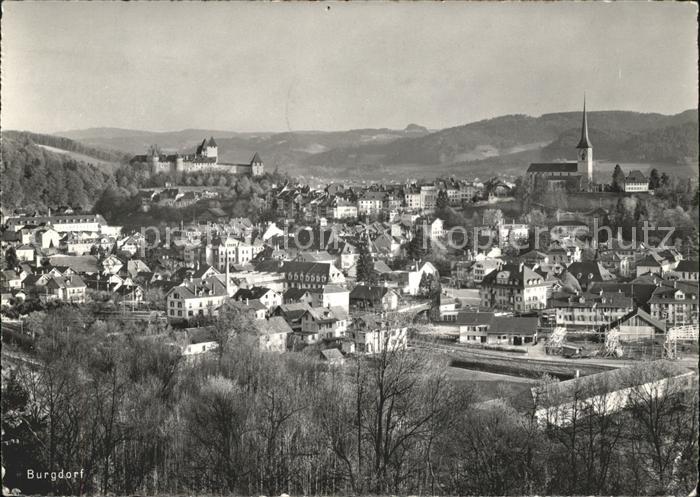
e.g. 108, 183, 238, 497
2, 304, 698, 497
1, 135, 117, 213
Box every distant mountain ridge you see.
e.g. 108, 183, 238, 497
51, 109, 697, 177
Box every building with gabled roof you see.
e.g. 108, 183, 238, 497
549, 289, 634, 330
480, 263, 549, 312
623, 170, 649, 193
648, 280, 699, 327
254, 316, 292, 352
300, 305, 349, 342
349, 285, 399, 312
165, 276, 229, 322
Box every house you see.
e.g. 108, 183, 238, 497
473, 257, 503, 284
300, 306, 349, 341
1, 270, 22, 290
479, 263, 548, 312
350, 314, 408, 354
330, 198, 358, 220
357, 191, 385, 216
549, 290, 634, 330
416, 217, 445, 240
456, 311, 538, 345
623, 170, 649, 193
272, 302, 310, 331
387, 261, 439, 296
126, 259, 151, 278
176, 328, 220, 357
329, 241, 358, 275
15, 245, 35, 262
349, 285, 400, 312
648, 281, 699, 327
296, 251, 336, 264
35, 227, 62, 249
672, 259, 699, 282
43, 274, 87, 303
228, 299, 267, 320
310, 284, 350, 312
283, 287, 314, 305
165, 277, 229, 322
566, 261, 615, 291
233, 286, 282, 311
372, 234, 402, 259
101, 254, 124, 275
114, 283, 144, 303
254, 316, 292, 353
48, 255, 100, 275
635, 252, 673, 278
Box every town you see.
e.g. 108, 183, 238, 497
1, 2, 698, 496
2, 101, 698, 496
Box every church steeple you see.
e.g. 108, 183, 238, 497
576, 95, 592, 149
576, 95, 593, 183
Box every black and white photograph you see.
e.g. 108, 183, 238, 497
1, 2, 698, 496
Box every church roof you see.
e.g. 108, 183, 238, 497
207, 136, 217, 147
625, 170, 647, 182
527, 162, 578, 174
576, 97, 593, 149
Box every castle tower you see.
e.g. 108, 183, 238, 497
205, 136, 218, 161
148, 145, 160, 175
250, 152, 264, 177
576, 96, 593, 182
175, 154, 185, 173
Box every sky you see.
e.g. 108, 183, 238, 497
1, 2, 697, 134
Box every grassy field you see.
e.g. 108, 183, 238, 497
36, 144, 121, 173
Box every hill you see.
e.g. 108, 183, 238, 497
1, 133, 117, 212
53, 109, 697, 179
54, 126, 431, 160
3, 130, 130, 165
303, 109, 699, 171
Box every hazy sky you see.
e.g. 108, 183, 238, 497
2, 2, 697, 133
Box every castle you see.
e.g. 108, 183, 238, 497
134, 137, 264, 177
526, 98, 593, 191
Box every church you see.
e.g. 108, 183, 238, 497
526, 100, 593, 191
133, 137, 264, 177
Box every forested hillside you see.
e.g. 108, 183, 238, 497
1, 134, 117, 212
542, 120, 699, 164
304, 109, 699, 169
3, 130, 130, 163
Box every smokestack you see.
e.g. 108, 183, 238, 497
225, 251, 230, 295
